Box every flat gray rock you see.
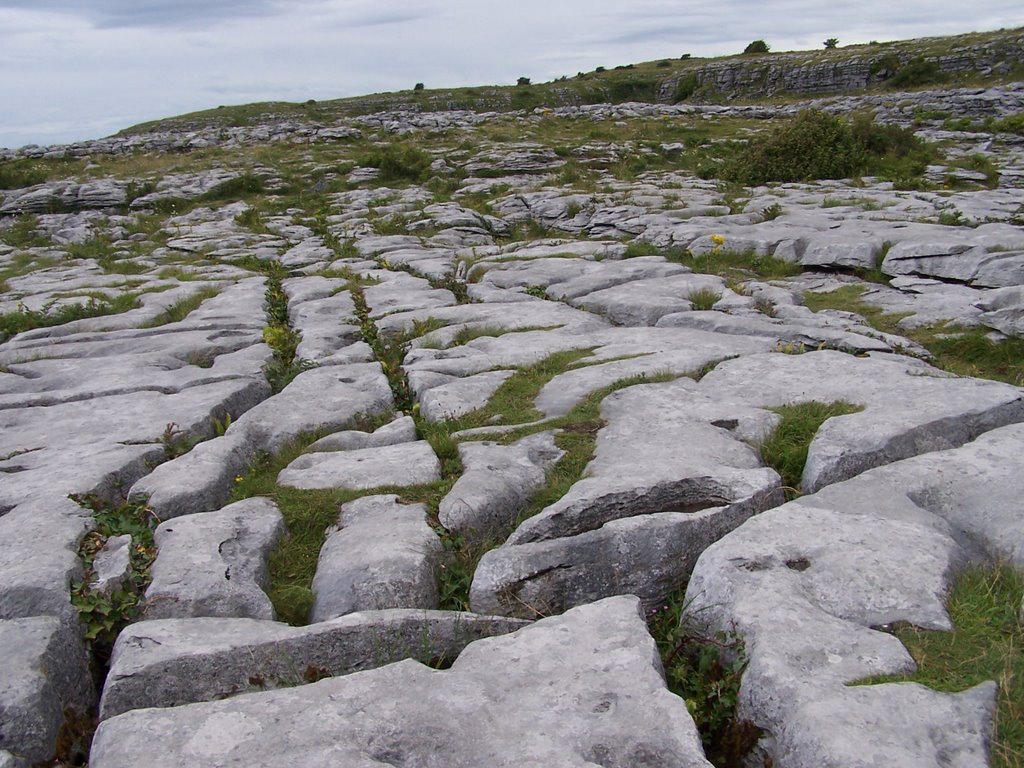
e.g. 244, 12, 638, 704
682, 423, 1024, 767
100, 610, 531, 719
698, 350, 1024, 493
307, 414, 417, 452
0, 616, 93, 764
90, 596, 712, 768
513, 379, 782, 544
132, 362, 394, 518
0, 497, 90, 621
278, 441, 440, 491
419, 369, 514, 422
310, 495, 442, 621
439, 431, 564, 544
144, 498, 284, 620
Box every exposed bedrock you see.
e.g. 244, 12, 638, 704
309, 495, 443, 621
143, 497, 284, 621
684, 423, 1024, 767
697, 350, 1024, 493
91, 596, 713, 768
470, 379, 784, 617
99, 610, 531, 720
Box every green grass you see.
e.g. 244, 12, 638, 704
683, 248, 803, 281
0, 214, 50, 249
0, 293, 141, 342
803, 286, 1024, 385
687, 288, 722, 311
228, 430, 452, 625
142, 286, 220, 327
856, 563, 1023, 768
759, 401, 864, 494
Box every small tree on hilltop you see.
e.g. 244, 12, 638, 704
517, 76, 531, 86
824, 38, 839, 49
414, 82, 425, 91
744, 40, 770, 54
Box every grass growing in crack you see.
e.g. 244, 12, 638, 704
855, 563, 1023, 768
0, 293, 141, 342
804, 286, 1024, 385
69, 495, 158, 662
648, 588, 759, 767
435, 370, 681, 612
759, 401, 863, 495
680, 248, 802, 281
142, 286, 220, 327
687, 288, 722, 311
230, 428, 454, 625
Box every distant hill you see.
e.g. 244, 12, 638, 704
119, 27, 1024, 139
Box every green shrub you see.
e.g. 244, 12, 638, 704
361, 144, 432, 183
607, 77, 659, 102
885, 57, 948, 89
720, 110, 934, 185
721, 111, 862, 184
0, 159, 47, 190
991, 113, 1024, 135
823, 37, 839, 49
743, 40, 770, 54
200, 173, 265, 201
673, 74, 699, 102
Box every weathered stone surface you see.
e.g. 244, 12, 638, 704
307, 413, 417, 452
0, 617, 93, 764
512, 380, 782, 544
144, 498, 284, 620
698, 350, 1024, 493
91, 596, 712, 768
91, 534, 133, 595
682, 422, 1024, 767
471, 380, 783, 617
418, 369, 514, 422
439, 431, 564, 544
975, 285, 1024, 336
0, 497, 90, 621
310, 495, 442, 621
278, 441, 440, 491
131, 363, 394, 518
99, 610, 532, 719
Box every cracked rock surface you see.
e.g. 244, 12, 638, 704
2, 79, 1023, 765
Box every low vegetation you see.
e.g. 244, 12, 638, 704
759, 401, 864, 495
718, 110, 937, 186
857, 563, 1023, 768
649, 589, 757, 767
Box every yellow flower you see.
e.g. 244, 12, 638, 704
710, 234, 726, 246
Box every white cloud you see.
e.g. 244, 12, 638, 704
2, 0, 1023, 149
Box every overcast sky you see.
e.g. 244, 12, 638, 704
2, 0, 1022, 150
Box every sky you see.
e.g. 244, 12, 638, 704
2, 0, 1023, 150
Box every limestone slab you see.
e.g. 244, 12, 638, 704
278, 441, 440, 491
90, 596, 712, 768
144, 498, 284, 620
310, 495, 442, 621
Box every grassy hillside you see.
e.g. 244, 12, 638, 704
119, 27, 1024, 137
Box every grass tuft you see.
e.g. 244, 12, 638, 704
759, 401, 863, 494
855, 563, 1023, 768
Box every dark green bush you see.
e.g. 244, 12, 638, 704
200, 173, 265, 201
743, 40, 770, 54
885, 57, 948, 89
0, 160, 47, 190
361, 144, 432, 183
721, 111, 861, 184
607, 77, 659, 102
720, 110, 935, 185
673, 74, 699, 102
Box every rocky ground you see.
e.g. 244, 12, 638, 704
1, 83, 1023, 767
